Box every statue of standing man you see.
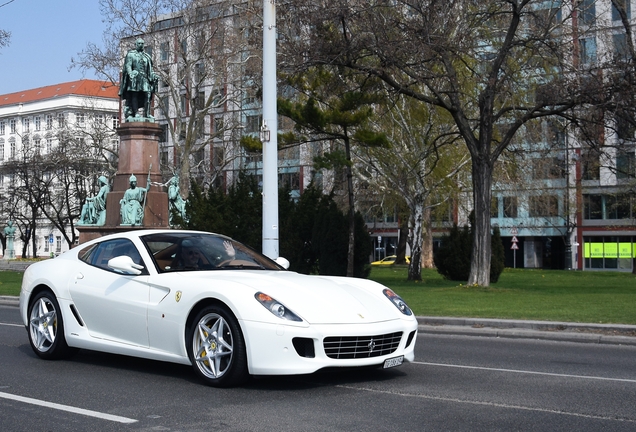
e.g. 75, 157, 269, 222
119, 38, 158, 122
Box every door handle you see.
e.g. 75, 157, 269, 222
76, 273, 84, 280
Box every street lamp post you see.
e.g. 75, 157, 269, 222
262, 0, 279, 259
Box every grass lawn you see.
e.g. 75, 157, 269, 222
371, 267, 636, 325
2, 267, 635, 324
0, 271, 24, 296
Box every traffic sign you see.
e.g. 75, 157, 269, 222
511, 236, 518, 243
511, 243, 519, 250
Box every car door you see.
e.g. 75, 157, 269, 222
69, 238, 150, 347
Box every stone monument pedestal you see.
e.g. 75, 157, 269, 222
78, 122, 169, 244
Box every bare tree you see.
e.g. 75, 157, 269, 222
356, 95, 469, 280
280, 0, 605, 285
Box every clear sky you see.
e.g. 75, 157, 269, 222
0, 0, 106, 95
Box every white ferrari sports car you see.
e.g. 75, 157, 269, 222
20, 230, 417, 387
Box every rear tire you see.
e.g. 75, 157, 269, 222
27, 291, 75, 360
187, 304, 248, 387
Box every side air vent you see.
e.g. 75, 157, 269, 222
69, 304, 84, 327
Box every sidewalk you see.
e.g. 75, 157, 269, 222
2, 295, 635, 346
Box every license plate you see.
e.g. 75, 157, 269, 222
383, 355, 404, 368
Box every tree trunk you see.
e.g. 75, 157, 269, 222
344, 137, 355, 277
421, 207, 434, 269
179, 150, 191, 200
407, 200, 424, 281
468, 158, 493, 286
395, 219, 408, 265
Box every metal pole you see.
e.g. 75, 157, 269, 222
262, 0, 279, 259
564, 134, 572, 270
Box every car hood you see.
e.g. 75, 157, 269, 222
178, 270, 402, 325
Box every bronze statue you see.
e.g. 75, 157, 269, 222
120, 174, 151, 225
3, 220, 16, 259
119, 38, 158, 122
78, 176, 109, 226
168, 175, 188, 226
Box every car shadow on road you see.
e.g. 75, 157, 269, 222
17, 344, 408, 390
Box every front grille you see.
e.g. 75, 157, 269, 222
323, 332, 403, 359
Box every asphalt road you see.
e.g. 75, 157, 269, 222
1, 304, 635, 431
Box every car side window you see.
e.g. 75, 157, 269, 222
86, 239, 146, 273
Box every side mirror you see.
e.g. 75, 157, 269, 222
274, 257, 290, 270
108, 255, 144, 275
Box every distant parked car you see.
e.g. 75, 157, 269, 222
371, 255, 411, 266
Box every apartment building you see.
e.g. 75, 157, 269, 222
0, 79, 119, 257
489, 0, 636, 271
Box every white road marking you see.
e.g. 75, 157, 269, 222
0, 322, 22, 327
336, 384, 635, 423
414, 361, 636, 383
0, 391, 137, 424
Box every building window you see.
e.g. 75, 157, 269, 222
584, 236, 634, 271
581, 150, 600, 180
532, 157, 565, 179
194, 91, 205, 111
160, 42, 170, 61
9, 138, 15, 158
44, 236, 49, 253
616, 149, 635, 179
159, 96, 169, 116
57, 113, 66, 128
46, 114, 53, 130
582, 194, 632, 220
195, 63, 205, 82
46, 138, 52, 154
56, 236, 62, 253
34, 139, 41, 155
612, 0, 630, 21
613, 33, 629, 60
578, 0, 596, 25
245, 115, 262, 133
23, 118, 30, 132
112, 116, 120, 129
0, 140, 4, 160
0, 121, 4, 135
583, 194, 602, 219
10, 119, 16, 133
529, 195, 559, 217
579, 37, 597, 65
214, 116, 224, 134
159, 124, 168, 143
76, 113, 85, 127
35, 116, 41, 131
503, 196, 518, 218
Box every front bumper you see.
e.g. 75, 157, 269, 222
240, 318, 417, 375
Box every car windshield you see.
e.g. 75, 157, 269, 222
140, 232, 283, 273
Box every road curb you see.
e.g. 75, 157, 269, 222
0, 296, 19, 307
417, 316, 636, 346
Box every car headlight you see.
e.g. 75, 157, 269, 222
383, 288, 413, 316
255, 292, 303, 322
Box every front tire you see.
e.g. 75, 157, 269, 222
187, 305, 248, 387
27, 291, 75, 359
